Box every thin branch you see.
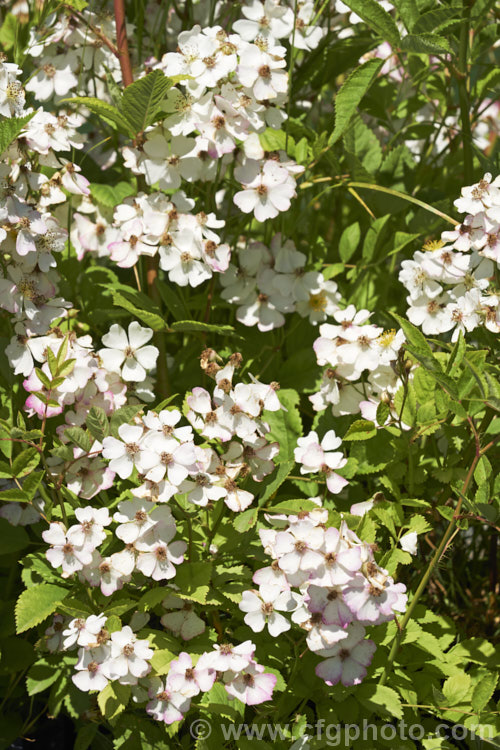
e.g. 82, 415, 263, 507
114, 0, 134, 87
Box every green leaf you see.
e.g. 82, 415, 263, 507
338, 0, 400, 46
22, 471, 45, 500
0, 518, 30, 551
62, 97, 133, 134
233, 507, 258, 533
110, 405, 144, 438
265, 498, 320, 515
339, 221, 361, 262
357, 684, 403, 719
26, 658, 61, 696
57, 359, 76, 379
90, 182, 136, 208
447, 638, 498, 666
391, 313, 434, 357
173, 562, 213, 603
343, 419, 377, 441
74, 725, 98, 750
259, 127, 294, 153
390, 313, 457, 397
406, 514, 431, 535
344, 117, 383, 175
0, 113, 35, 155
170, 320, 237, 336
0, 487, 29, 502
258, 460, 295, 503
361, 214, 391, 262
474, 455, 492, 488
98, 682, 130, 720
16, 584, 68, 633
156, 279, 190, 321
264, 389, 302, 462
121, 70, 173, 134
47, 348, 58, 378
393, 0, 419, 30
111, 289, 167, 331
34, 368, 52, 390
442, 673, 471, 705
412, 7, 461, 35
376, 401, 390, 425
477, 69, 500, 101
65, 426, 93, 452
0, 13, 18, 50
400, 33, 451, 55
150, 649, 175, 675
57, 598, 93, 619
86, 406, 109, 442
329, 59, 384, 146
64, 0, 88, 9
471, 673, 498, 713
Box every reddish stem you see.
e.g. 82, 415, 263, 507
114, 0, 134, 87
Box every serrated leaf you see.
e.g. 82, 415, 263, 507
111, 289, 167, 331
62, 97, 133, 134
264, 389, 302, 462
258, 460, 295, 503
471, 673, 498, 713
357, 684, 403, 719
156, 279, 190, 322
339, 0, 400, 46
86, 406, 109, 442
339, 221, 361, 262
98, 682, 130, 720
170, 320, 237, 336
64, 0, 88, 9
411, 7, 461, 35
376, 401, 390, 425
265, 498, 320, 515
343, 419, 377, 441
34, 368, 52, 390
57, 598, 94, 619
121, 70, 173, 134
47, 348, 58, 377
0, 487, 29, 502
400, 33, 451, 54
406, 514, 431, 535
0, 112, 35, 155
109, 405, 143, 438
74, 725, 98, 750
150, 649, 175, 675
26, 659, 61, 696
329, 59, 384, 146
173, 562, 213, 603
442, 673, 471, 705
16, 584, 68, 633
90, 182, 136, 208
65, 426, 93, 452
12, 448, 40, 477
233, 507, 258, 532
259, 127, 294, 153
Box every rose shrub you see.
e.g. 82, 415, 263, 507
0, 0, 499, 748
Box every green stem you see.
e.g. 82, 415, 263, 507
299, 180, 458, 225
347, 182, 459, 226
207, 501, 226, 547
457, 0, 473, 184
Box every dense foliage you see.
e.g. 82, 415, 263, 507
0, 0, 499, 748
